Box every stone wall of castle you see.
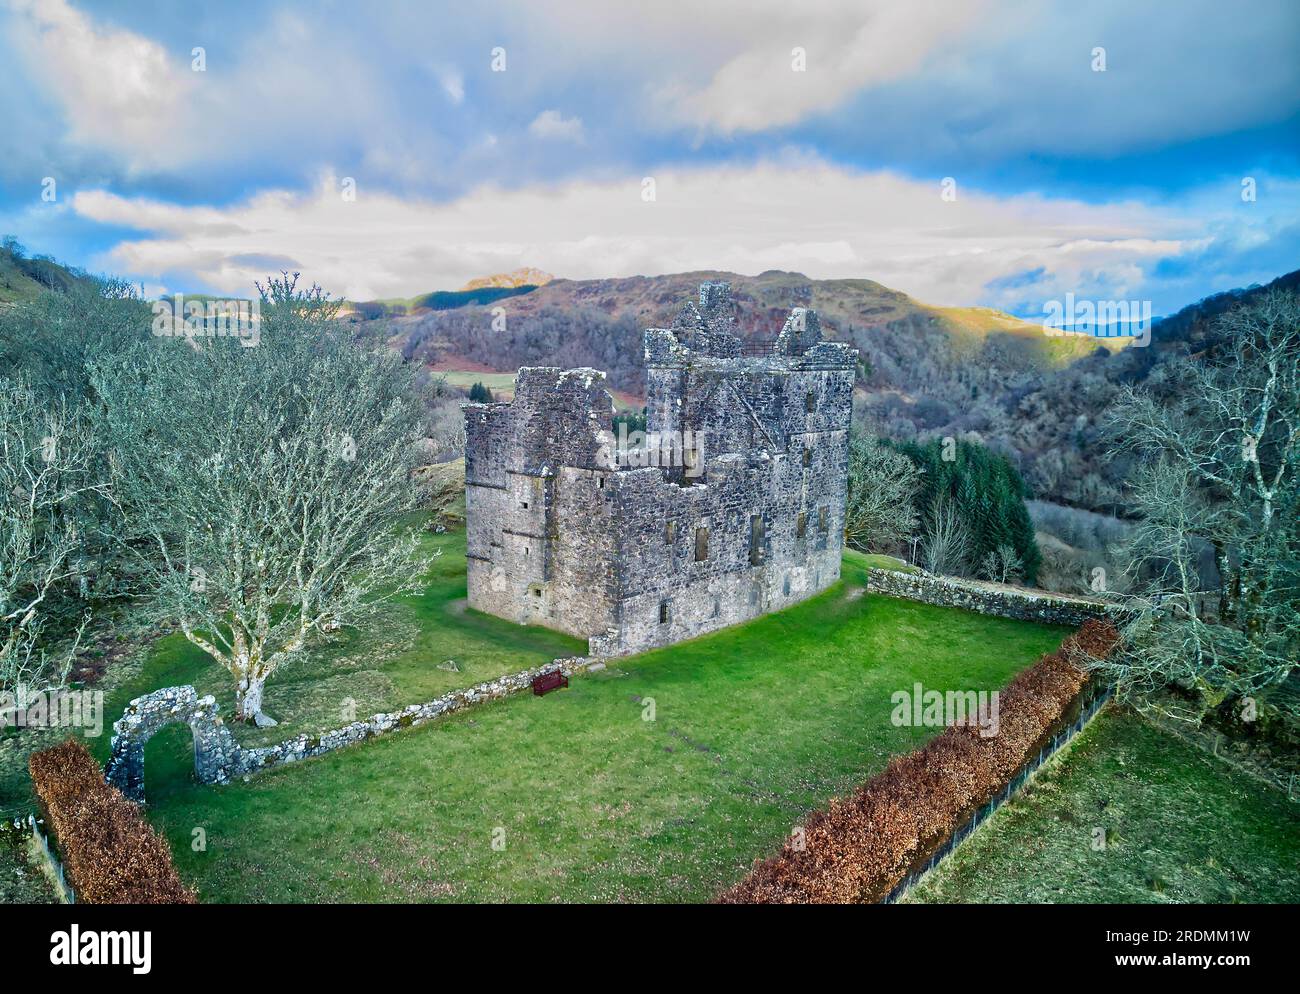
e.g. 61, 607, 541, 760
464, 282, 858, 656
464, 367, 618, 638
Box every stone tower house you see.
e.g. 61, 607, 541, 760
463, 281, 858, 655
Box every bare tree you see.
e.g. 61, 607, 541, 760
921, 496, 973, 576
1102, 291, 1300, 719
0, 379, 102, 695
843, 433, 920, 554
979, 544, 1024, 585
94, 276, 436, 725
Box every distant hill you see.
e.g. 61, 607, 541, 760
342, 283, 540, 320
9, 233, 1292, 517
0, 239, 94, 304
459, 267, 553, 291
390, 268, 1108, 388
377, 266, 1296, 514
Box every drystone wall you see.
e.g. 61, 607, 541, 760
106, 656, 598, 802
865, 568, 1130, 627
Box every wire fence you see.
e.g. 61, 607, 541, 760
882, 685, 1114, 904
26, 813, 75, 904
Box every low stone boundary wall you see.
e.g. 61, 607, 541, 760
107, 656, 598, 801
865, 568, 1129, 627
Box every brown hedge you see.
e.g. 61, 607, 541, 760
718, 619, 1120, 904
28, 739, 196, 904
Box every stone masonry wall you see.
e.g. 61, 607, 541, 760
107, 657, 600, 801
105, 686, 243, 803
464, 281, 859, 657
865, 568, 1131, 627
464, 367, 617, 637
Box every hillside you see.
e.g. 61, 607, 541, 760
386, 266, 1297, 514
459, 267, 553, 291
8, 237, 1294, 517
384, 270, 1120, 502
391, 269, 1106, 395
0, 239, 93, 304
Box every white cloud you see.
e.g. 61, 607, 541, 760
438, 67, 465, 105
5, 0, 193, 168
651, 0, 986, 133
528, 110, 585, 142
2, 0, 418, 179
71, 159, 1235, 308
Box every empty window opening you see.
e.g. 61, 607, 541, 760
749, 514, 764, 566
802, 447, 812, 468
659, 601, 670, 624
666, 520, 676, 544
796, 512, 807, 539
783, 574, 791, 596
521, 500, 529, 509
695, 527, 709, 562
805, 391, 816, 413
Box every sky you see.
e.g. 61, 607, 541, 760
0, 0, 1297, 317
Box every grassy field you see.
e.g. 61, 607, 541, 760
88, 528, 586, 769
433, 370, 519, 399
135, 546, 1067, 902
905, 708, 1300, 904
431, 369, 641, 411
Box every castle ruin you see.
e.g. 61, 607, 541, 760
463, 281, 858, 655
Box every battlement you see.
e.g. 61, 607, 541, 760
644, 280, 856, 371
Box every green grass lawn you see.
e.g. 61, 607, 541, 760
136, 546, 1068, 902
434, 370, 519, 398
90, 527, 586, 768
905, 708, 1300, 904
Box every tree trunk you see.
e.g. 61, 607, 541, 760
236, 673, 276, 726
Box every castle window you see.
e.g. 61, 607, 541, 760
797, 512, 807, 539
666, 520, 676, 544
802, 447, 812, 468
598, 476, 605, 489
818, 506, 829, 531
521, 500, 529, 509
783, 574, 791, 596
694, 527, 709, 562
659, 600, 670, 624
805, 391, 816, 413
749, 514, 764, 566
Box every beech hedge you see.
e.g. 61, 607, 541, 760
29, 738, 196, 904
719, 619, 1120, 904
